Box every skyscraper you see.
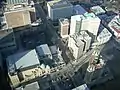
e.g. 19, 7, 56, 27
70, 15, 82, 35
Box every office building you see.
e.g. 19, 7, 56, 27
97, 25, 112, 45
81, 13, 101, 36
108, 15, 120, 39
47, 0, 73, 21
70, 15, 82, 35
59, 18, 69, 38
70, 13, 101, 36
90, 6, 106, 15
6, 49, 41, 87
6, 0, 29, 5
73, 5, 87, 15
80, 31, 91, 52
0, 28, 16, 52
36, 44, 53, 60
72, 84, 90, 90
68, 35, 84, 59
4, 4, 36, 29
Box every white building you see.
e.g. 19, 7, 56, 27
59, 18, 69, 38
81, 13, 101, 36
97, 25, 112, 45
70, 13, 101, 36
47, 0, 73, 21
108, 15, 120, 39
90, 6, 106, 15
72, 84, 90, 90
68, 35, 84, 59
80, 31, 92, 51
70, 15, 82, 35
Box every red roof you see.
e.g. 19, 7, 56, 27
111, 26, 120, 33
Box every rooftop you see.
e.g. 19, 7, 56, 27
36, 44, 52, 57
16, 82, 40, 90
108, 15, 120, 33
90, 6, 106, 15
71, 13, 100, 21
59, 18, 69, 25
47, 0, 73, 9
73, 5, 87, 15
71, 35, 84, 47
72, 84, 90, 90
6, 49, 40, 73
5, 4, 35, 13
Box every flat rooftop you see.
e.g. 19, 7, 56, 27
90, 6, 105, 15
6, 49, 40, 73
59, 18, 69, 25
47, 0, 73, 9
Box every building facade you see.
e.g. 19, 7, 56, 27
59, 18, 69, 38
80, 13, 101, 36
70, 15, 82, 35
47, 0, 73, 21
68, 35, 84, 59
80, 31, 92, 52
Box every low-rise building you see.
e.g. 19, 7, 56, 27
108, 15, 120, 39
4, 4, 36, 29
6, 49, 42, 87
90, 6, 106, 15
36, 44, 52, 60
72, 84, 90, 90
97, 25, 112, 45
15, 81, 40, 90
6, 0, 29, 5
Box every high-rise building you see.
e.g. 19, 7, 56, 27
70, 15, 82, 35
81, 13, 101, 36
59, 18, 69, 38
4, 4, 36, 29
68, 35, 84, 59
70, 13, 100, 36
80, 31, 92, 52
47, 0, 73, 21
